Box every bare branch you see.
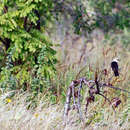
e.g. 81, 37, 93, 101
63, 85, 72, 118
63, 72, 129, 123
72, 84, 77, 109
101, 83, 130, 94
98, 93, 116, 113
77, 80, 84, 121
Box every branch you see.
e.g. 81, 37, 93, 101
72, 84, 77, 108
27, 23, 32, 32
26, 9, 41, 32
63, 78, 87, 123
77, 80, 84, 121
0, 37, 5, 43
3, 5, 8, 13
24, 16, 28, 31
63, 85, 72, 119
34, 10, 40, 30
101, 83, 130, 94
0, 37, 11, 51
98, 93, 116, 113
63, 75, 129, 123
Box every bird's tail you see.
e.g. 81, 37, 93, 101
114, 71, 119, 76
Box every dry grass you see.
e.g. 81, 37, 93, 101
0, 30, 130, 130
0, 92, 129, 130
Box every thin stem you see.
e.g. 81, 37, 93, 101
77, 80, 84, 121
98, 93, 116, 113
101, 83, 130, 94
72, 85, 76, 108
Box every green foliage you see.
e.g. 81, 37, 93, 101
0, 67, 18, 92
88, 0, 129, 32
73, 3, 92, 34
54, 0, 129, 35
0, 0, 57, 100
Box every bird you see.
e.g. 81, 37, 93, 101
111, 58, 119, 77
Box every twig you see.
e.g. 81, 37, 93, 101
72, 85, 77, 108
24, 16, 28, 31
77, 80, 84, 121
63, 74, 129, 124
63, 85, 72, 119
98, 93, 116, 113
101, 83, 130, 94
75, 65, 87, 79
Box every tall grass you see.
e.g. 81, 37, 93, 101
0, 31, 129, 129
0, 91, 129, 130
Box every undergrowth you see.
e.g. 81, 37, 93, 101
0, 38, 129, 129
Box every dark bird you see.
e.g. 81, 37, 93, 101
111, 58, 119, 76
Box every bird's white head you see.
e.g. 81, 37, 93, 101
112, 57, 120, 62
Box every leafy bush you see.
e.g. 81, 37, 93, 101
0, 0, 57, 99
